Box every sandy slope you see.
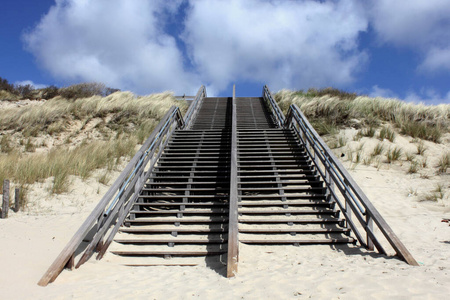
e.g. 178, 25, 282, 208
1, 133, 449, 299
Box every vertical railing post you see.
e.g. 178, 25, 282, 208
14, 187, 20, 213
1, 180, 9, 219
366, 214, 374, 250
227, 84, 239, 277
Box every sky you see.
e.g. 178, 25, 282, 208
1, 0, 450, 105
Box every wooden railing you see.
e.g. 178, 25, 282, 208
286, 105, 418, 265
227, 85, 239, 277
184, 85, 206, 128
262, 85, 285, 127
262, 87, 418, 266
38, 105, 187, 286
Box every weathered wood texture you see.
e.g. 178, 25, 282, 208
38, 106, 186, 286
227, 85, 239, 277
285, 104, 418, 266
1, 180, 9, 219
14, 187, 20, 213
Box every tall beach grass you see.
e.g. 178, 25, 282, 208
275, 89, 449, 142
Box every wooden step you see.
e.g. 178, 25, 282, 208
239, 238, 355, 244
111, 250, 227, 256
238, 228, 349, 234
114, 238, 227, 244
119, 228, 227, 234
239, 218, 343, 224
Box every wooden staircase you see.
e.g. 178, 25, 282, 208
235, 98, 354, 246
111, 96, 354, 266
37, 86, 417, 287
110, 97, 232, 266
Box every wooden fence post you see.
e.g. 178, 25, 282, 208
15, 187, 20, 213
1, 180, 10, 219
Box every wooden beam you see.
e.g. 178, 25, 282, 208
227, 85, 239, 277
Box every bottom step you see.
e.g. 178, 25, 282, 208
111, 250, 227, 256
123, 263, 198, 267
240, 238, 355, 244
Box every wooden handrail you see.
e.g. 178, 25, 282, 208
262, 85, 285, 127
285, 104, 418, 266
184, 85, 206, 128
38, 105, 186, 286
227, 85, 239, 277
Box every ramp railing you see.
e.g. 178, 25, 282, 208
38, 105, 186, 286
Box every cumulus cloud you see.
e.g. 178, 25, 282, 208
23, 0, 199, 94
418, 47, 450, 73
23, 0, 369, 95
404, 88, 450, 105
368, 0, 450, 73
14, 80, 47, 89
184, 0, 369, 92
369, 85, 398, 99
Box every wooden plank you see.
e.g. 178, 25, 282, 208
240, 238, 355, 244
114, 239, 227, 244
112, 250, 226, 256
119, 228, 227, 233
227, 85, 239, 278
123, 264, 198, 267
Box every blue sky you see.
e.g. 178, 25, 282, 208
1, 0, 449, 105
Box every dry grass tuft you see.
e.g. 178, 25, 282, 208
386, 146, 403, 163
437, 152, 449, 174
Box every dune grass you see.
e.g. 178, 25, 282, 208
275, 89, 449, 142
0, 91, 186, 136
0, 136, 138, 194
0, 91, 188, 199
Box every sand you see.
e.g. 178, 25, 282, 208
1, 131, 449, 299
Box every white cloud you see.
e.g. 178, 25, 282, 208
23, 0, 200, 95
404, 88, 450, 105
368, 0, 450, 73
24, 0, 369, 95
14, 80, 47, 89
369, 85, 398, 99
184, 0, 369, 92
418, 47, 450, 73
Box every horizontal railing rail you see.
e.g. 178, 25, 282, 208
262, 85, 285, 127
184, 85, 206, 128
38, 105, 186, 286
285, 104, 418, 266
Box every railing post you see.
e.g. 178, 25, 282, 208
227, 84, 239, 277
366, 214, 374, 250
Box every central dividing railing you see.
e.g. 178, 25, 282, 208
262, 85, 418, 266
38, 86, 206, 287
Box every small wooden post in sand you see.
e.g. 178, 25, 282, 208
14, 187, 20, 213
1, 179, 10, 219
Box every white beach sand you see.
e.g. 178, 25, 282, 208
1, 132, 449, 299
